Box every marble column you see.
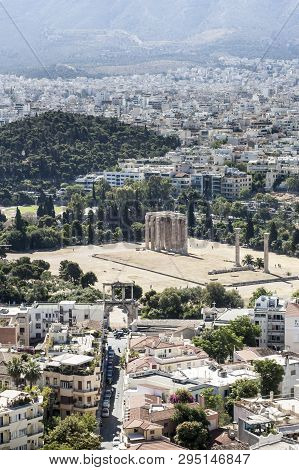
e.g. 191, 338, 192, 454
145, 214, 150, 249
235, 228, 241, 267
183, 218, 188, 255
155, 217, 161, 251
160, 217, 165, 250
166, 217, 172, 251
176, 219, 182, 254
150, 216, 156, 251
264, 232, 270, 274
171, 216, 177, 252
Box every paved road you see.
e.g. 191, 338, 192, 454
100, 334, 127, 450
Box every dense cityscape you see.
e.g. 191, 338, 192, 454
0, 1, 299, 457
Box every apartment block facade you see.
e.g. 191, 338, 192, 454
0, 390, 43, 450
43, 353, 101, 419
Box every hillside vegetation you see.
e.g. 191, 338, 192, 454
0, 111, 178, 186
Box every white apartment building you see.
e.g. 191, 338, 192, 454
254, 296, 286, 350
0, 390, 43, 450
75, 173, 103, 191
285, 300, 299, 353
103, 170, 145, 187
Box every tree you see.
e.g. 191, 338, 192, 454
194, 327, 243, 363
229, 316, 261, 347
6, 356, 24, 388
269, 221, 278, 247
242, 254, 254, 266
225, 379, 260, 416
81, 271, 98, 288
158, 289, 183, 318
44, 414, 101, 450
286, 176, 299, 193
173, 404, 209, 427
59, 260, 83, 284
230, 378, 260, 400
254, 257, 264, 270
15, 207, 25, 232
0, 246, 7, 259
245, 218, 255, 243
174, 421, 209, 450
187, 201, 196, 235
291, 228, 299, 252
170, 389, 194, 404
87, 223, 94, 245
254, 359, 285, 396
72, 220, 83, 242
131, 222, 144, 242
248, 287, 273, 307
24, 359, 41, 388
204, 283, 243, 308
200, 388, 231, 426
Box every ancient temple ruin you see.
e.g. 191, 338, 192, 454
145, 211, 188, 255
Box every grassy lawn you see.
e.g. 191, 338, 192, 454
2, 205, 66, 218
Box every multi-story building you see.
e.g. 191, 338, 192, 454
221, 170, 252, 200
0, 302, 103, 343
43, 353, 101, 419
103, 170, 145, 187
0, 390, 43, 450
285, 300, 299, 353
254, 296, 286, 350
0, 306, 30, 347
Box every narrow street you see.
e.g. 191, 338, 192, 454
100, 334, 127, 450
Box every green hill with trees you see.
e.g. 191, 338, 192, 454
0, 111, 179, 188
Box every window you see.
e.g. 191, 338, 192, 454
36, 323, 41, 329
20, 328, 25, 334
150, 430, 155, 435
291, 370, 296, 376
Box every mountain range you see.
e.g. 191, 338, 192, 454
0, 0, 298, 72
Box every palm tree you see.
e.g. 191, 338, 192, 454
242, 254, 254, 266
255, 257, 264, 270
24, 360, 41, 389
6, 356, 24, 388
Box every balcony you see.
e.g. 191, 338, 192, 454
73, 403, 98, 411
27, 413, 43, 422
73, 387, 99, 395
27, 428, 44, 437
59, 387, 74, 397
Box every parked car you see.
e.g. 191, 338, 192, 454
104, 389, 113, 399
101, 408, 109, 417
113, 436, 120, 447
102, 399, 110, 409
114, 330, 124, 338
